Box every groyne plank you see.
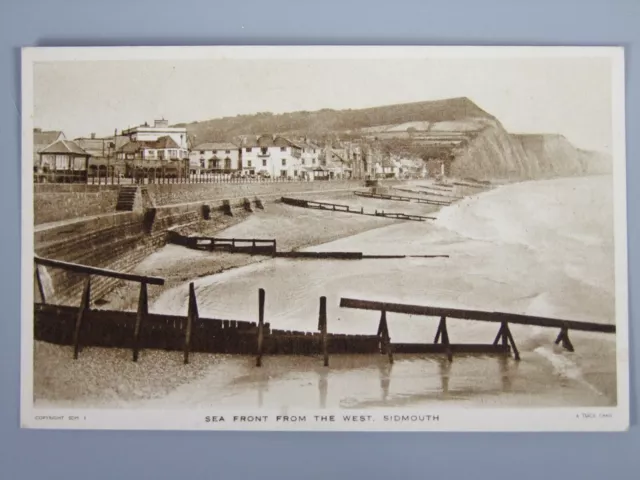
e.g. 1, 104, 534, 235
281, 196, 433, 221
35, 255, 165, 286
354, 191, 451, 206
339, 298, 615, 333
391, 343, 510, 355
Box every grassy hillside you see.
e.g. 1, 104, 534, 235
177, 97, 495, 144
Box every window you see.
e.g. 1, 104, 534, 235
73, 157, 85, 170
224, 158, 231, 169
282, 159, 286, 166
200, 150, 205, 154
200, 158, 205, 168
294, 170, 298, 177
312, 159, 316, 164
280, 170, 287, 178
212, 150, 217, 155
246, 147, 252, 153
280, 146, 286, 152
55, 155, 68, 170
225, 150, 231, 154
262, 159, 267, 167
313, 149, 316, 153
260, 146, 268, 155
248, 160, 252, 167
302, 159, 305, 165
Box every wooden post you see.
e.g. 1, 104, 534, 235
34, 265, 46, 304
493, 321, 520, 360
184, 282, 198, 364
377, 310, 393, 364
492, 322, 506, 345
256, 288, 265, 367
72, 276, 91, 359
434, 316, 452, 361
319, 296, 328, 367
555, 326, 575, 352
504, 323, 521, 361
132, 282, 148, 362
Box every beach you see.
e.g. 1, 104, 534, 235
33, 176, 618, 409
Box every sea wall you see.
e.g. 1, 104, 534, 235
146, 179, 367, 205
34, 186, 120, 225
34, 198, 247, 306
33, 179, 371, 225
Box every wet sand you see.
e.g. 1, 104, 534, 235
34, 178, 618, 409
98, 197, 405, 311
34, 193, 440, 406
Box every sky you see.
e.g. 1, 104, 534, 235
33, 55, 615, 153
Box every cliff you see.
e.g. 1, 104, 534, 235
177, 95, 610, 181
448, 123, 611, 181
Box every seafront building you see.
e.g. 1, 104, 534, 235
188, 142, 241, 174
37, 137, 91, 182
116, 119, 190, 178
240, 134, 304, 178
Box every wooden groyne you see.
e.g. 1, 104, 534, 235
167, 232, 277, 255
414, 184, 453, 193
452, 181, 491, 189
275, 252, 450, 260
409, 186, 464, 199
339, 298, 616, 362
167, 231, 444, 259
281, 196, 435, 221
31, 257, 464, 366
37, 257, 605, 366
354, 191, 451, 207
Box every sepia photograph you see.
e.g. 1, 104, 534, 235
20, 46, 629, 431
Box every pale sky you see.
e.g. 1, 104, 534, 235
33, 56, 614, 153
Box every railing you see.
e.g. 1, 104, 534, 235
33, 171, 89, 184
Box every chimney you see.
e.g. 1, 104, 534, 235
91, 133, 96, 139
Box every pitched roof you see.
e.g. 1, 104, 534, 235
117, 135, 180, 152
153, 135, 180, 149
34, 130, 64, 149
39, 139, 89, 156
74, 138, 109, 156
280, 137, 304, 149
193, 142, 238, 151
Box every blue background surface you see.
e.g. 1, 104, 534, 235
1, 0, 638, 478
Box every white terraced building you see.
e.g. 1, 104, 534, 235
240, 134, 304, 178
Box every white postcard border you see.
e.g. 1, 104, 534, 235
20, 45, 630, 432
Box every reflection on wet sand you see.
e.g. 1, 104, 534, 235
139, 349, 612, 410
378, 361, 392, 402
318, 368, 328, 408
250, 353, 530, 409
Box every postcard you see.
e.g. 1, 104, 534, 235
21, 46, 629, 431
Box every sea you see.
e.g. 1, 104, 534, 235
149, 175, 620, 409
